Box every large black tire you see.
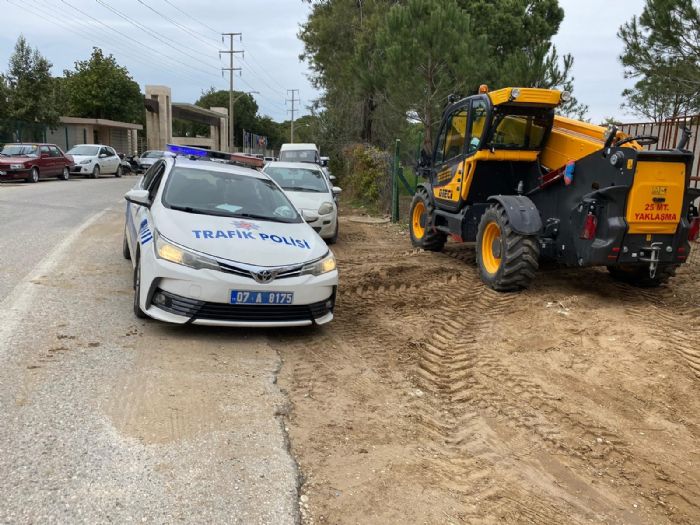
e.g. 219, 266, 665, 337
476, 204, 539, 291
409, 186, 447, 251
607, 264, 678, 288
326, 218, 338, 245
133, 255, 147, 319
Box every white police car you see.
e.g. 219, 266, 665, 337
122, 157, 338, 327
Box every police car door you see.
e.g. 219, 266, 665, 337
127, 161, 164, 258
432, 105, 468, 212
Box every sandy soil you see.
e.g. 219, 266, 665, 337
271, 213, 700, 524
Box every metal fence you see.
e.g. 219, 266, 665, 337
619, 115, 700, 189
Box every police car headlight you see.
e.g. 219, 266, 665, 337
318, 202, 334, 215
155, 233, 219, 271
301, 252, 336, 276
79, 159, 92, 164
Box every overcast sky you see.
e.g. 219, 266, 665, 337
0, 0, 647, 124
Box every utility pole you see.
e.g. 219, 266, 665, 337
286, 89, 299, 143
220, 33, 243, 152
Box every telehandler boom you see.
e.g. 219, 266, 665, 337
410, 86, 700, 290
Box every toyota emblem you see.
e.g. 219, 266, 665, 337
253, 269, 276, 283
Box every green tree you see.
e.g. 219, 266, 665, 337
63, 48, 142, 122
461, 0, 587, 118
0, 74, 9, 120
377, 0, 489, 147
5, 35, 59, 132
619, 0, 700, 121
187, 88, 260, 147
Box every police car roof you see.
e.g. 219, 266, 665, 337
168, 156, 268, 180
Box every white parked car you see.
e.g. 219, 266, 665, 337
122, 157, 338, 327
66, 144, 123, 178
263, 161, 341, 244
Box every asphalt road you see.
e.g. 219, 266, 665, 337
0, 177, 299, 523
0, 176, 134, 300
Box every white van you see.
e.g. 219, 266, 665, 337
279, 143, 320, 164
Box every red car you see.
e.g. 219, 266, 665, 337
0, 143, 75, 183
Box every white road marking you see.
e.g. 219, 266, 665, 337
0, 207, 112, 360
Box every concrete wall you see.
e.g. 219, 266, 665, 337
145, 85, 173, 151
46, 124, 138, 154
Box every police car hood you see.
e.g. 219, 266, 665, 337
284, 191, 330, 212
157, 208, 327, 266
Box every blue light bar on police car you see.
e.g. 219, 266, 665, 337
166, 144, 209, 157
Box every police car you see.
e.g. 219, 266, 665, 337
122, 157, 338, 327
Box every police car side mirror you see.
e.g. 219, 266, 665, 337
124, 189, 152, 208
332, 186, 342, 195
302, 210, 319, 223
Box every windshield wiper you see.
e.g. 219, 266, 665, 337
169, 205, 232, 217
283, 186, 322, 192
231, 212, 289, 223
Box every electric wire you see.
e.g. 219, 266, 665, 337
55, 0, 221, 83
94, 0, 222, 75
134, 0, 220, 51
34, 0, 210, 85
161, 0, 221, 37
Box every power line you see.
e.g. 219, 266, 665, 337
134, 0, 220, 51
54, 0, 217, 80
242, 50, 288, 92
43, 0, 210, 84
94, 0, 221, 76
287, 89, 300, 142
161, 0, 221, 37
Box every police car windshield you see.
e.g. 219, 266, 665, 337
162, 167, 302, 223
264, 166, 328, 193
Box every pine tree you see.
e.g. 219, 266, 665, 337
619, 0, 700, 121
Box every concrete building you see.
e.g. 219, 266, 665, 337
145, 85, 228, 152
46, 116, 142, 154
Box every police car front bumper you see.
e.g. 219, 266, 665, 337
141, 257, 337, 327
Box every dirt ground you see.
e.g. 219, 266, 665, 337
270, 212, 700, 524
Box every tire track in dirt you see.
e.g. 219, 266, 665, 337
275, 217, 700, 524
616, 282, 700, 377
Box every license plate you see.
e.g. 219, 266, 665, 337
230, 291, 294, 305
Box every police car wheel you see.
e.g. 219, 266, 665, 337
92, 165, 100, 179
133, 258, 147, 319
115, 165, 122, 178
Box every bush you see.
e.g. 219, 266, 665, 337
341, 143, 391, 212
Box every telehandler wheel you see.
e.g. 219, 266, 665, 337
476, 204, 539, 291
409, 187, 446, 251
607, 264, 678, 288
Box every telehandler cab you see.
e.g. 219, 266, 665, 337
410, 86, 700, 291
